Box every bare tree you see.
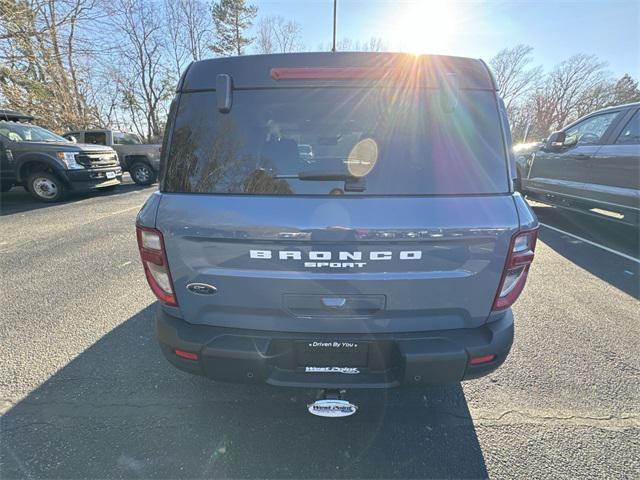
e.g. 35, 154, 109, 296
0, 0, 102, 130
495, 51, 625, 142
164, 0, 213, 75
180, 0, 213, 61
335, 37, 354, 51
317, 37, 388, 52
164, 0, 188, 76
256, 15, 274, 54
107, 0, 173, 140
360, 37, 388, 52
489, 44, 542, 111
548, 54, 610, 126
524, 54, 611, 139
256, 15, 303, 54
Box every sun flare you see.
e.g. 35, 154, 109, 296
394, 1, 459, 55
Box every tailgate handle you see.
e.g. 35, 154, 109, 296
322, 297, 347, 309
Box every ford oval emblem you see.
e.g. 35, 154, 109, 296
186, 283, 217, 295
307, 399, 358, 418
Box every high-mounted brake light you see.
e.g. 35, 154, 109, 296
492, 228, 538, 311
136, 225, 177, 306
271, 67, 391, 81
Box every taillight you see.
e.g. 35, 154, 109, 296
136, 225, 177, 306
492, 228, 538, 311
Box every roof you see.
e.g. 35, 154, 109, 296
179, 52, 496, 92
0, 110, 34, 122
590, 101, 640, 114
64, 129, 110, 133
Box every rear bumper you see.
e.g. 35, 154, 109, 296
156, 307, 514, 388
59, 166, 122, 191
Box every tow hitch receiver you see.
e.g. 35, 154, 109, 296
307, 389, 357, 418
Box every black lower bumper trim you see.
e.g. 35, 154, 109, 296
156, 306, 514, 389
58, 167, 122, 190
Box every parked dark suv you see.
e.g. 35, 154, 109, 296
0, 111, 122, 202
136, 53, 538, 393
518, 102, 640, 226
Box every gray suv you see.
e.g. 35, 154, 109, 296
136, 53, 538, 390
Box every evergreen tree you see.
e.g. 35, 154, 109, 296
209, 0, 257, 56
612, 74, 640, 105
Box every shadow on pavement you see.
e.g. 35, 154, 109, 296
0, 182, 152, 216
532, 206, 640, 299
1, 305, 488, 479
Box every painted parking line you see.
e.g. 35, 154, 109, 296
540, 223, 640, 265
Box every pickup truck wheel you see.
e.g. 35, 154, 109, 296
0, 182, 12, 192
26, 172, 66, 202
130, 162, 157, 186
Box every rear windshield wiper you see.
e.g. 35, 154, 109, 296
298, 171, 355, 181
274, 171, 366, 192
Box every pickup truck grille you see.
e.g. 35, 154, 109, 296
76, 152, 119, 168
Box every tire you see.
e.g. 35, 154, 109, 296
130, 162, 157, 186
0, 182, 12, 193
26, 171, 66, 202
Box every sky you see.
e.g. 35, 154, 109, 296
253, 0, 640, 78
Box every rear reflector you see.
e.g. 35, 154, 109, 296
492, 228, 538, 311
271, 67, 391, 81
136, 225, 178, 306
469, 354, 496, 365
174, 349, 199, 361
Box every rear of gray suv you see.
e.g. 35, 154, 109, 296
136, 52, 538, 388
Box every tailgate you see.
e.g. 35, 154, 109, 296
157, 194, 518, 334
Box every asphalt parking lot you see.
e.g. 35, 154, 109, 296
1, 179, 638, 479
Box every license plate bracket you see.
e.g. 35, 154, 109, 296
296, 340, 369, 367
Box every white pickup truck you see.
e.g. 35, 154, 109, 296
63, 129, 160, 185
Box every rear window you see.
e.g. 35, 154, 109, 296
162, 88, 508, 195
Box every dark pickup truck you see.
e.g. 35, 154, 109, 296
0, 111, 122, 202
517, 102, 640, 226
63, 129, 161, 186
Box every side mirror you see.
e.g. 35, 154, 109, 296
513, 176, 522, 192
0, 140, 12, 163
67, 135, 78, 144
545, 131, 566, 151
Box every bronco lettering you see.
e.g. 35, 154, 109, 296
250, 249, 421, 268
250, 250, 421, 261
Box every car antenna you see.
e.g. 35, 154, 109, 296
331, 0, 337, 52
